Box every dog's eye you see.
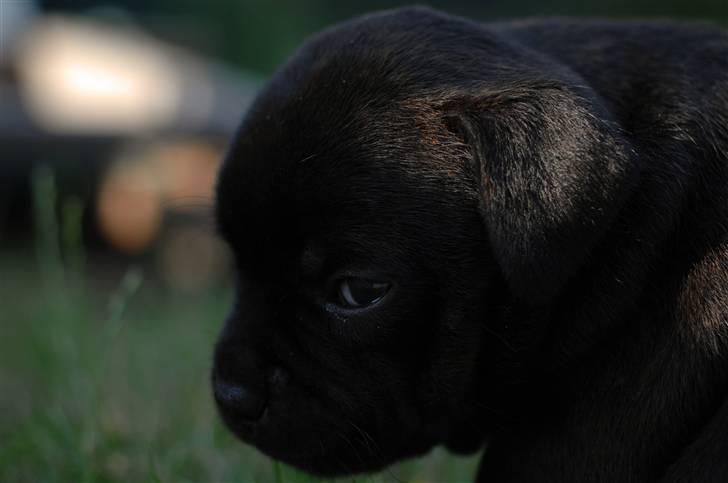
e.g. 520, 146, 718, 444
336, 278, 390, 309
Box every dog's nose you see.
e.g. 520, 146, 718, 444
213, 378, 268, 421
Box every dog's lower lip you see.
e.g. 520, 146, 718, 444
229, 402, 269, 426
215, 394, 269, 430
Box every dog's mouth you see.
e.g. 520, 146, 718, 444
215, 392, 397, 476
213, 372, 435, 476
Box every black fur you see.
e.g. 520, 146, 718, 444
212, 7, 728, 482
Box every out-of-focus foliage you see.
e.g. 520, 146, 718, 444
42, 0, 728, 75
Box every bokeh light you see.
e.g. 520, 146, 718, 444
17, 17, 183, 134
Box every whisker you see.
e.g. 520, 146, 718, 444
347, 420, 379, 460
335, 429, 363, 470
481, 323, 520, 354
345, 419, 410, 483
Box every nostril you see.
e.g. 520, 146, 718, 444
213, 378, 267, 421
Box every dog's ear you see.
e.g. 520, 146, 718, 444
440, 81, 636, 302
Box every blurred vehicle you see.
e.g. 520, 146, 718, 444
1, 3, 260, 289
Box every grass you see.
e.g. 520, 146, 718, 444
0, 168, 480, 482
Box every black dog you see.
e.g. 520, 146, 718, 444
212, 7, 728, 482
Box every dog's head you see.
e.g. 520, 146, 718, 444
212, 7, 635, 476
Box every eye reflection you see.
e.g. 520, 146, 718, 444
335, 278, 390, 309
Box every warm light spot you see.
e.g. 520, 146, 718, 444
96, 159, 162, 254
95, 140, 222, 255
17, 16, 182, 134
155, 141, 221, 209
62, 62, 131, 97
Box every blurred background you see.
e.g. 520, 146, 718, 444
1, 1, 726, 481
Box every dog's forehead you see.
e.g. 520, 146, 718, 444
215, 23, 482, 269
219, 136, 413, 233
221, 93, 435, 212
217, 115, 410, 269
216, 112, 470, 281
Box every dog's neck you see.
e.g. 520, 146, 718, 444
477, 151, 728, 481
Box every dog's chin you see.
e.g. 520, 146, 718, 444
216, 398, 436, 477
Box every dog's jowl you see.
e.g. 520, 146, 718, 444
212, 7, 728, 482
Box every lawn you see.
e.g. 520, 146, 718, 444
0, 171, 480, 482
